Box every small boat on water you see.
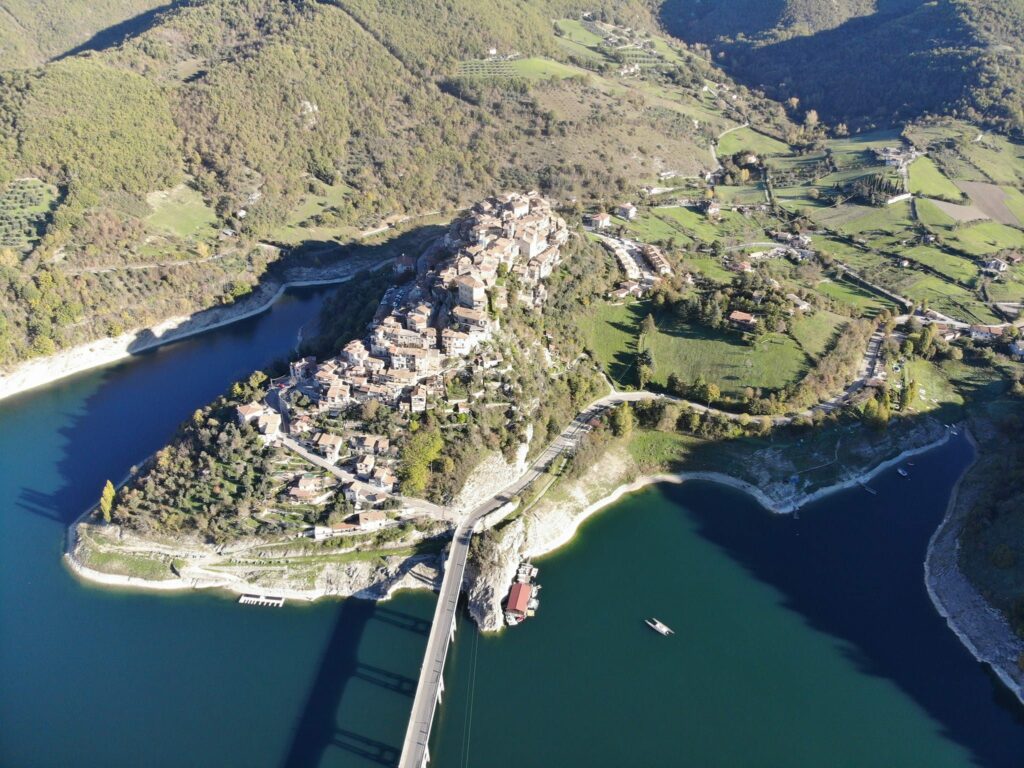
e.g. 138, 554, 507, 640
645, 618, 674, 636
897, 467, 909, 478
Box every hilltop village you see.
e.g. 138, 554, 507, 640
234, 193, 568, 534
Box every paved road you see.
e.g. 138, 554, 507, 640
396, 394, 629, 768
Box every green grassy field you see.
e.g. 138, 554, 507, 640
986, 269, 1024, 303
826, 129, 902, 167
581, 300, 809, 396
646, 315, 808, 398
555, 18, 605, 48
717, 127, 791, 158
945, 221, 1024, 256
1000, 185, 1024, 224
633, 205, 765, 244
915, 197, 957, 229
902, 275, 999, 324
903, 359, 963, 412
457, 56, 586, 80
713, 184, 768, 205
272, 180, 357, 244
579, 300, 648, 386
788, 311, 846, 359
909, 157, 963, 200
682, 256, 734, 283
814, 278, 896, 316
961, 135, 1024, 186
145, 184, 218, 240
839, 200, 914, 236
0, 177, 58, 250
903, 245, 979, 284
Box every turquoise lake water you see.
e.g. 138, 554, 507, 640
1, 284, 1022, 767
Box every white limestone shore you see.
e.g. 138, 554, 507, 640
924, 429, 1024, 707
524, 431, 954, 561
0, 258, 389, 403
63, 544, 441, 603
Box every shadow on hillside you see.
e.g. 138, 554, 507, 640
123, 226, 444, 358
659, 0, 974, 127
56, 2, 187, 61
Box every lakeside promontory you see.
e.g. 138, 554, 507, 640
66, 189, 1024, 708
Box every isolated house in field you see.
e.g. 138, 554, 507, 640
701, 199, 721, 219
616, 203, 637, 220
728, 310, 758, 331
786, 293, 812, 313
590, 212, 612, 229
985, 258, 1009, 274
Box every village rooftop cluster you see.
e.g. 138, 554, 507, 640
234, 193, 569, 533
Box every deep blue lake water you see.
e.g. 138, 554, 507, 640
1, 284, 1022, 767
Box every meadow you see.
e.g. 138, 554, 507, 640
145, 184, 219, 240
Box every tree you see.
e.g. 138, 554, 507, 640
609, 403, 634, 437
641, 313, 657, 337
704, 383, 721, 407
636, 364, 652, 389
99, 480, 116, 523
667, 372, 686, 397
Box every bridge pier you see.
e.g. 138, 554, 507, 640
422, 745, 430, 768
437, 675, 444, 703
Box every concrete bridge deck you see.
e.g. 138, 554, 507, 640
396, 397, 623, 767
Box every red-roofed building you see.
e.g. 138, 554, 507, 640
505, 582, 532, 621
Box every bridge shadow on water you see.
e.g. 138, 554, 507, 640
373, 606, 431, 637
279, 599, 434, 768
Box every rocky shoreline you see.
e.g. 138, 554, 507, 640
462, 430, 955, 632
0, 257, 390, 403
63, 539, 442, 603
64, 407, 1024, 707
924, 429, 1024, 707
64, 436, 532, 606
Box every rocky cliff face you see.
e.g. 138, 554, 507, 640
464, 518, 527, 632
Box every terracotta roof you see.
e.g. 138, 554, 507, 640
507, 582, 532, 615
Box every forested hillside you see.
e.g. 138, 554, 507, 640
0, 0, 788, 367
0, 0, 177, 69
660, 0, 1024, 134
